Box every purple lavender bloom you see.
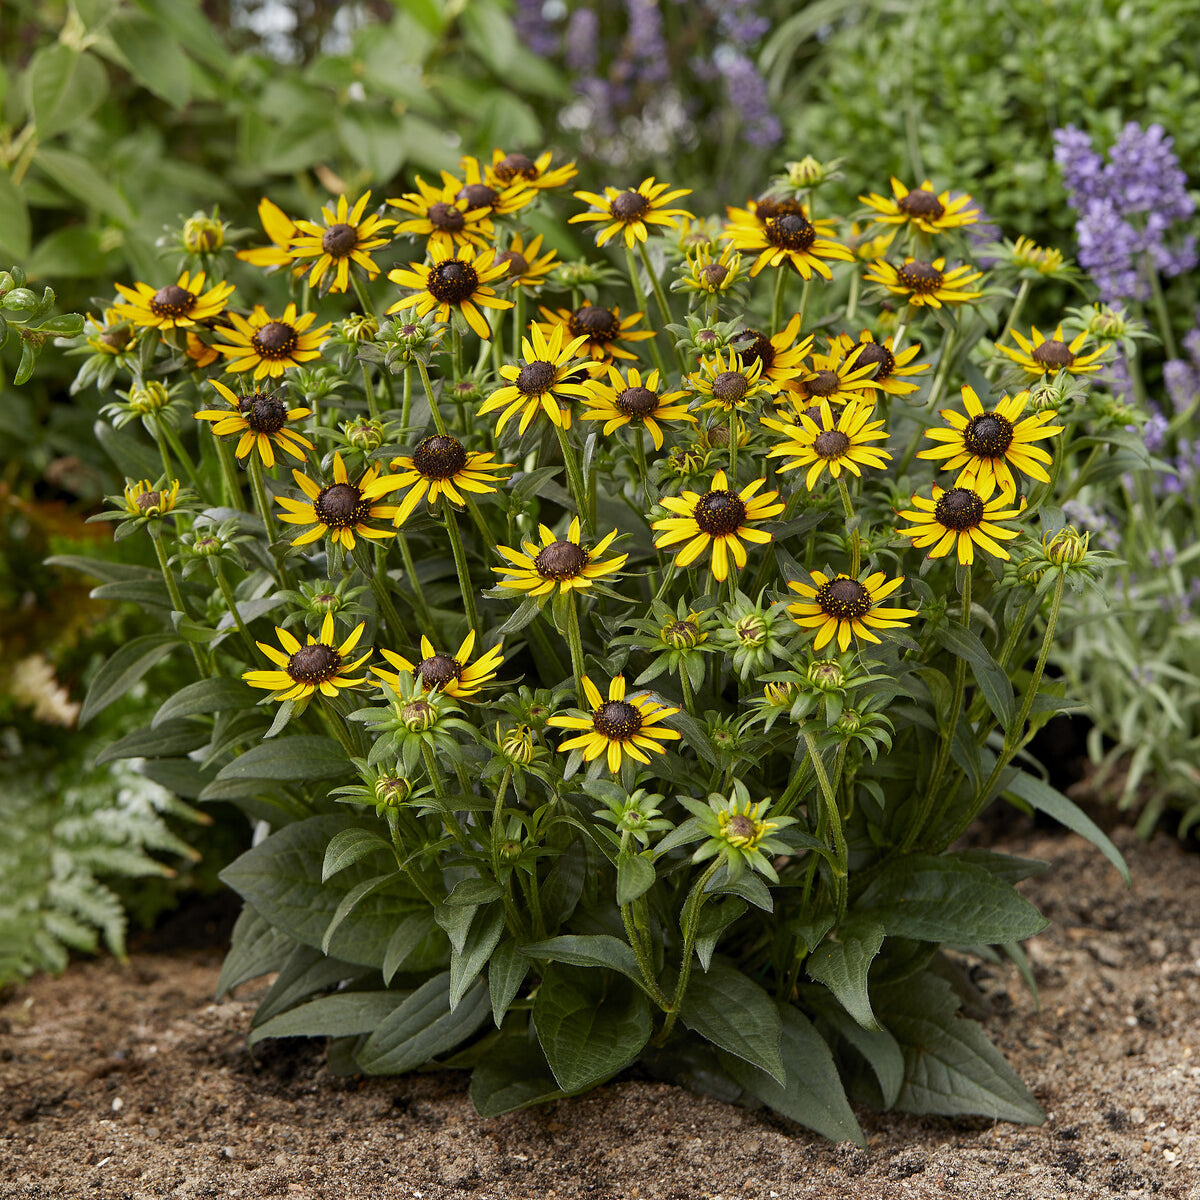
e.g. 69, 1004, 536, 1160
564, 8, 599, 72
625, 0, 670, 84
1164, 359, 1200, 411
514, 0, 560, 58
715, 49, 781, 148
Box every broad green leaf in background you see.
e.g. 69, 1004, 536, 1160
680, 960, 784, 1083
28, 45, 108, 138
806, 916, 886, 1032
0, 169, 31, 260
79, 634, 181, 726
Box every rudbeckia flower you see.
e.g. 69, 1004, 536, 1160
388, 434, 511, 526
864, 257, 983, 309
243, 614, 370, 702
570, 177, 694, 248
375, 631, 503, 700
859, 178, 980, 235
787, 570, 917, 652
994, 324, 1107, 377
275, 453, 401, 550
287, 191, 395, 294
386, 244, 513, 340
895, 479, 1026, 565
113, 270, 234, 331
492, 517, 626, 598
213, 303, 331, 379
193, 379, 313, 468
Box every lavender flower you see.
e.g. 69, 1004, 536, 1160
564, 8, 599, 73
714, 48, 781, 148
514, 0, 560, 58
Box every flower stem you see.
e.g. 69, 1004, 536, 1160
658, 860, 723, 1038
836, 476, 861, 577
396, 532, 433, 629
352, 540, 408, 647
553, 421, 592, 533
624, 245, 668, 377
214, 437, 242, 509
443, 505, 480, 635
247, 453, 291, 589
511, 288, 526, 364
565, 590, 586, 700
1147, 263, 1178, 363
149, 526, 206, 673
400, 363, 413, 432
415, 358, 447, 436
621, 900, 670, 1009
421, 742, 472, 852
213, 559, 257, 657
636, 240, 683, 371
770, 266, 787, 335
803, 730, 847, 918
156, 417, 199, 490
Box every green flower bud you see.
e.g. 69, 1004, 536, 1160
342, 313, 379, 343
1043, 526, 1089, 567
374, 775, 411, 807
182, 215, 225, 254
807, 659, 846, 691
344, 417, 385, 452
662, 618, 702, 650
129, 381, 171, 414
401, 699, 438, 732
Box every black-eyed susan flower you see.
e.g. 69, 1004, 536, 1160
687, 347, 771, 414
388, 174, 494, 252
580, 364, 693, 450
994, 324, 1107, 378
895, 480, 1026, 565
486, 148, 577, 191
535, 301, 655, 363
1008, 236, 1068, 277
477, 323, 594, 435
721, 199, 854, 279
787, 569, 917, 652
119, 478, 182, 518
214, 303, 331, 379
495, 231, 558, 290
859, 178, 980, 235
918, 384, 1064, 497
448, 156, 537, 217
237, 197, 302, 271
386, 244, 512, 340
388, 434, 512, 526
830, 329, 928, 397
731, 314, 812, 394
547, 674, 680, 774
185, 331, 219, 369
493, 517, 626, 598
287, 191, 395, 294
113, 270, 234, 331
193, 379, 314, 469
863, 257, 983, 309
676, 783, 797, 884
652, 471, 784, 582
674, 241, 746, 301
783, 344, 877, 411
375, 631, 503, 700
570, 177, 694, 248
275, 452, 401, 550
243, 615, 370, 702
762, 400, 891, 491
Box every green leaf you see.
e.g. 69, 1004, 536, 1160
695, 897, 746, 971
249, 992, 406, 1046
856, 855, 1048, 944
95, 718, 210, 765
520, 934, 644, 990
153, 677, 257, 727
321, 828, 393, 882
212, 735, 349, 783
357, 971, 490, 1074
806, 917, 886, 1032
488, 939, 528, 1027
434, 902, 477, 956
722, 1006, 864, 1146
880, 972, 1044, 1124
321, 873, 398, 954
28, 46, 108, 139
45, 555, 155, 586
216, 905, 293, 998
451, 905, 505, 1011
104, 11, 190, 106
382, 912, 439, 985
0, 168, 31, 261
616, 851, 655, 905
470, 1029, 564, 1116
79, 635, 180, 726
444, 877, 504, 906
33, 147, 134, 223
680, 961, 783, 1083
339, 112, 407, 182
935, 623, 1015, 727
533, 963, 651, 1092
252, 943, 367, 1027
812, 996, 905, 1109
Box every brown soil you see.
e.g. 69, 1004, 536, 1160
2, 826, 1198, 1200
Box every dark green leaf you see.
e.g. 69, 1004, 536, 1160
806, 917, 886, 1032
520, 934, 644, 989
382, 912, 439, 985
212, 735, 349, 783
451, 905, 505, 1011
153, 677, 257, 727
79, 635, 180, 726
96, 718, 210, 764
91, 579, 173, 609
680, 961, 783, 1083
45, 555, 155, 586
29, 45, 108, 138
444, 877, 504, 906
104, 11, 190, 106
488, 940, 527, 1027
321, 873, 398, 954
470, 1029, 564, 1116
252, 943, 367, 1027
434, 902, 477, 956
0, 169, 31, 260
616, 851, 655, 905
695, 897, 746, 971
935, 623, 1015, 727
813, 996, 905, 1110
216, 905, 293, 998
34, 147, 134, 223
249, 992, 406, 1045
322, 828, 393, 882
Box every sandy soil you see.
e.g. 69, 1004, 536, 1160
2, 825, 1198, 1200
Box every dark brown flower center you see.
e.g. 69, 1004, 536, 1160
897, 188, 945, 220
694, 489, 746, 535
322, 223, 358, 257
412, 434, 468, 480
850, 341, 894, 379
569, 304, 620, 342
712, 371, 750, 406
614, 386, 658, 417
725, 814, 757, 841
428, 202, 466, 232
765, 213, 816, 253
593, 699, 642, 740
701, 263, 728, 287
458, 183, 499, 210
252, 321, 299, 358
99, 325, 133, 351
427, 260, 479, 304
286, 643, 341, 684
134, 490, 162, 511
1031, 339, 1075, 369
415, 654, 462, 688
935, 487, 985, 530
611, 190, 649, 220
754, 196, 805, 220
737, 330, 775, 372
816, 577, 872, 620
813, 429, 851, 459
963, 412, 1015, 457
806, 370, 841, 397
896, 261, 944, 294
494, 152, 537, 183
314, 482, 368, 528
496, 249, 529, 278
149, 285, 195, 318
238, 392, 288, 433
534, 539, 589, 579
516, 360, 557, 396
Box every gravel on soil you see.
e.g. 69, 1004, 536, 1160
1, 825, 1198, 1200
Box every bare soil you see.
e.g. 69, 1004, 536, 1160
2, 825, 1198, 1200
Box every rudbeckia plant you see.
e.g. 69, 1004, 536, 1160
55, 150, 1134, 1143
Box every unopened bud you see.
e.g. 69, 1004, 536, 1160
1043, 526, 1089, 567
807, 659, 845, 691
183, 215, 225, 254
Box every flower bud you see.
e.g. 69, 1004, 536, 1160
400, 699, 437, 732
786, 156, 826, 187
342, 313, 379, 343
344, 417, 385, 452
182, 215, 225, 254
1043, 526, 1089, 567
193, 534, 224, 557
501, 723, 537, 765
374, 775, 411, 807
763, 680, 797, 707
129, 381, 171, 414
1087, 305, 1130, 341
662, 618, 702, 650
734, 614, 767, 647
838, 708, 863, 734
807, 659, 846, 691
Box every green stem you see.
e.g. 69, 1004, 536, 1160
565, 590, 586, 700
553, 422, 591, 532
150, 526, 206, 673
396, 532, 434, 629
996, 278, 1030, 350
400, 364, 413, 432
803, 731, 847, 917
621, 900, 670, 1009
320, 697, 361, 760
1147, 264, 1178, 364
352, 541, 408, 646
421, 742, 472, 852
512, 288, 526, 365
771, 267, 787, 335
360, 360, 380, 421
624, 245, 668, 377
659, 860, 723, 1038
836, 476, 860, 577
247, 453, 291, 588
415, 358, 447, 436
213, 559, 257, 657
443, 505, 480, 634
157, 418, 199, 490
845, 271, 860, 325
351, 272, 377, 320
636, 241, 683, 371
214, 437, 242, 509
678, 666, 695, 714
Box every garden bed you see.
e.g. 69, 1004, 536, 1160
2, 824, 1196, 1200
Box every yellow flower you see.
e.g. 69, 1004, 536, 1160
918, 384, 1064, 497
121, 478, 181, 517
859, 178, 980, 234
762, 399, 891, 491
535, 301, 655, 363
787, 570, 918, 652
863, 257, 983, 309
547, 674, 680, 774
388, 434, 512, 526
214, 303, 331, 379
652, 470, 784, 582
784, 344, 877, 412
687, 347, 770, 413
732, 313, 812, 393
185, 331, 219, 368
193, 379, 314, 469
237, 198, 302, 271
580, 364, 693, 450
287, 191, 395, 294
113, 270, 234, 331
275, 452, 401, 550
448, 155, 537, 217
494, 231, 558, 291
486, 148, 577, 191
677, 241, 745, 297
243, 614, 370, 702
721, 198, 854, 279
845, 220, 896, 263
1011, 236, 1066, 276
493, 517, 626, 597
386, 243, 513, 340
895, 479, 1026, 565
388, 174, 496, 253
375, 630, 503, 700
478, 322, 595, 435
828, 329, 928, 397
994, 324, 1107, 377
570, 177, 694, 248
